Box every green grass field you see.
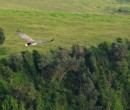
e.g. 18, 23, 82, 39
0, 0, 130, 56
0, 0, 130, 14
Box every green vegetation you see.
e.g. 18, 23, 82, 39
0, 0, 130, 109
0, 27, 5, 45
0, 39, 130, 110
0, 9, 130, 56
0, 0, 130, 14
0, 1, 130, 56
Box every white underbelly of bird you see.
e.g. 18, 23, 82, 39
25, 43, 37, 46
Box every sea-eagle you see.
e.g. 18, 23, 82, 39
16, 29, 54, 46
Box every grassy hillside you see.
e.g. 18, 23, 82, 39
0, 0, 130, 56
0, 0, 130, 14
0, 9, 130, 56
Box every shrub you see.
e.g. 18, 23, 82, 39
0, 27, 5, 45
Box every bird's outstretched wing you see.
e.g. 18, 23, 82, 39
16, 29, 35, 43
36, 39, 54, 44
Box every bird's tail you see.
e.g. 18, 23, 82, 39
50, 39, 54, 42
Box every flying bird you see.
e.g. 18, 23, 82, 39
16, 29, 54, 46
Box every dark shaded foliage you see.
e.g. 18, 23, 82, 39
0, 39, 130, 110
0, 27, 5, 45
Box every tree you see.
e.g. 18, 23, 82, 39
32, 50, 42, 73
0, 27, 5, 45
12, 83, 36, 110
1, 95, 18, 110
8, 54, 23, 72
21, 50, 36, 74
79, 73, 101, 110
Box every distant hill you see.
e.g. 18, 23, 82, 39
0, 0, 130, 14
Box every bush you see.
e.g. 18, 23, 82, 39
117, 8, 130, 14
0, 27, 5, 45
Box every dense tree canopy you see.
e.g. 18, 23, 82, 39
0, 38, 130, 110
